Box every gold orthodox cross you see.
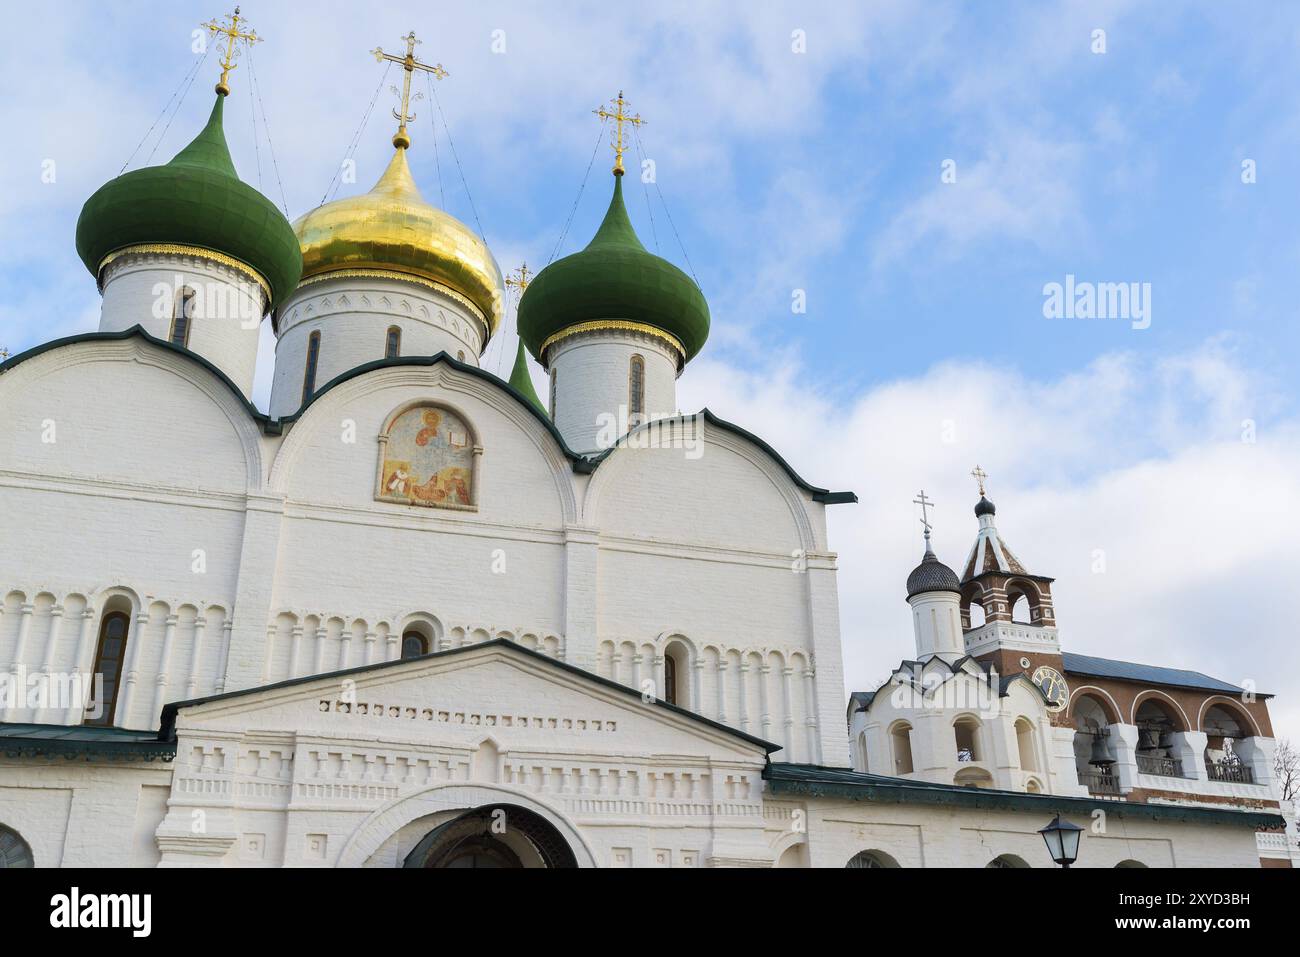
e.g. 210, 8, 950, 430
594, 91, 645, 176
970, 465, 988, 497
372, 31, 449, 149
202, 7, 261, 97
505, 263, 533, 303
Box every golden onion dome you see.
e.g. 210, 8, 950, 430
292, 147, 504, 342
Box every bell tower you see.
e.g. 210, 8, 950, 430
958, 468, 1064, 681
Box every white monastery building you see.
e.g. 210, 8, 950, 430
0, 19, 1293, 869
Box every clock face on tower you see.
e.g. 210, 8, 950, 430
1031, 665, 1070, 712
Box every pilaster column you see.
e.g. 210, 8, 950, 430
313, 623, 328, 674
151, 613, 179, 722
33, 605, 65, 722
288, 624, 304, 678
117, 610, 151, 728
3, 603, 35, 720
758, 663, 772, 739
691, 658, 705, 714
716, 659, 728, 723
65, 608, 97, 724
185, 614, 208, 698
338, 622, 353, 670
738, 662, 751, 732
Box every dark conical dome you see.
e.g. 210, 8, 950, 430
508, 338, 546, 415
974, 496, 996, 517
75, 95, 302, 307
517, 175, 710, 364
906, 545, 961, 598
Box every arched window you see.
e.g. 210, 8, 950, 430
628, 354, 645, 423
85, 611, 130, 727
847, 850, 899, 868
401, 630, 428, 659
987, 854, 1030, 869
385, 326, 401, 359
663, 653, 678, 705
302, 331, 321, 404
954, 716, 982, 762
1011, 595, 1031, 623
170, 286, 197, 347
1015, 717, 1037, 771
549, 368, 557, 418
890, 722, 914, 774
0, 825, 34, 868
662, 641, 692, 709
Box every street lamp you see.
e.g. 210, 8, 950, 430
1039, 814, 1083, 868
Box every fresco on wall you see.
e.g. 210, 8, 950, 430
378, 406, 474, 508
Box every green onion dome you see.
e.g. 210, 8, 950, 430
507, 338, 547, 415
517, 174, 709, 366
75, 95, 302, 308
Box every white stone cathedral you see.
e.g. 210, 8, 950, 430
0, 28, 1290, 869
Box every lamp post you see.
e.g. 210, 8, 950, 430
1039, 814, 1083, 868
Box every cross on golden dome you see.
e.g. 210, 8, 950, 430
372, 31, 449, 150
201, 7, 261, 97
594, 91, 646, 176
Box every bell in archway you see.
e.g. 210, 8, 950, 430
1088, 730, 1116, 768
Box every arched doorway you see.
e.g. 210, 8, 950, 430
403, 805, 578, 869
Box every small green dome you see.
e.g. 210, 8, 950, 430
508, 338, 547, 415
75, 95, 302, 308
517, 175, 709, 364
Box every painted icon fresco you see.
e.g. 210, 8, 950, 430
378, 405, 474, 508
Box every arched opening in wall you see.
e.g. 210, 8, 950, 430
628, 354, 645, 425
385, 325, 401, 359
662, 640, 689, 708
954, 766, 993, 788
986, 854, 1030, 869
403, 805, 577, 869
0, 825, 34, 868
302, 330, 321, 404
960, 585, 987, 630
399, 619, 438, 660
1135, 696, 1188, 778
776, 843, 808, 868
1202, 702, 1255, 782
1007, 580, 1042, 625
846, 850, 899, 868
1024, 777, 1042, 793
170, 286, 197, 346
954, 715, 982, 763
1072, 693, 1120, 793
857, 731, 870, 772
1115, 860, 1148, 868
85, 599, 133, 727
890, 721, 914, 775
1014, 717, 1038, 772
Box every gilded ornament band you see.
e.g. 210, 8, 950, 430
98, 244, 273, 305
540, 320, 685, 364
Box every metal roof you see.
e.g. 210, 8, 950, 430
0, 722, 176, 761
1061, 652, 1265, 698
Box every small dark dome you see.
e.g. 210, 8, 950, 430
906, 548, 961, 598
974, 496, 996, 517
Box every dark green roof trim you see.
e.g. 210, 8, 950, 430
1, 328, 852, 502
764, 763, 1285, 829
586, 408, 858, 504
0, 324, 276, 428
0, 723, 176, 762
161, 638, 780, 753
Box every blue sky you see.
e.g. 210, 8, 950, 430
3, 1, 1299, 742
